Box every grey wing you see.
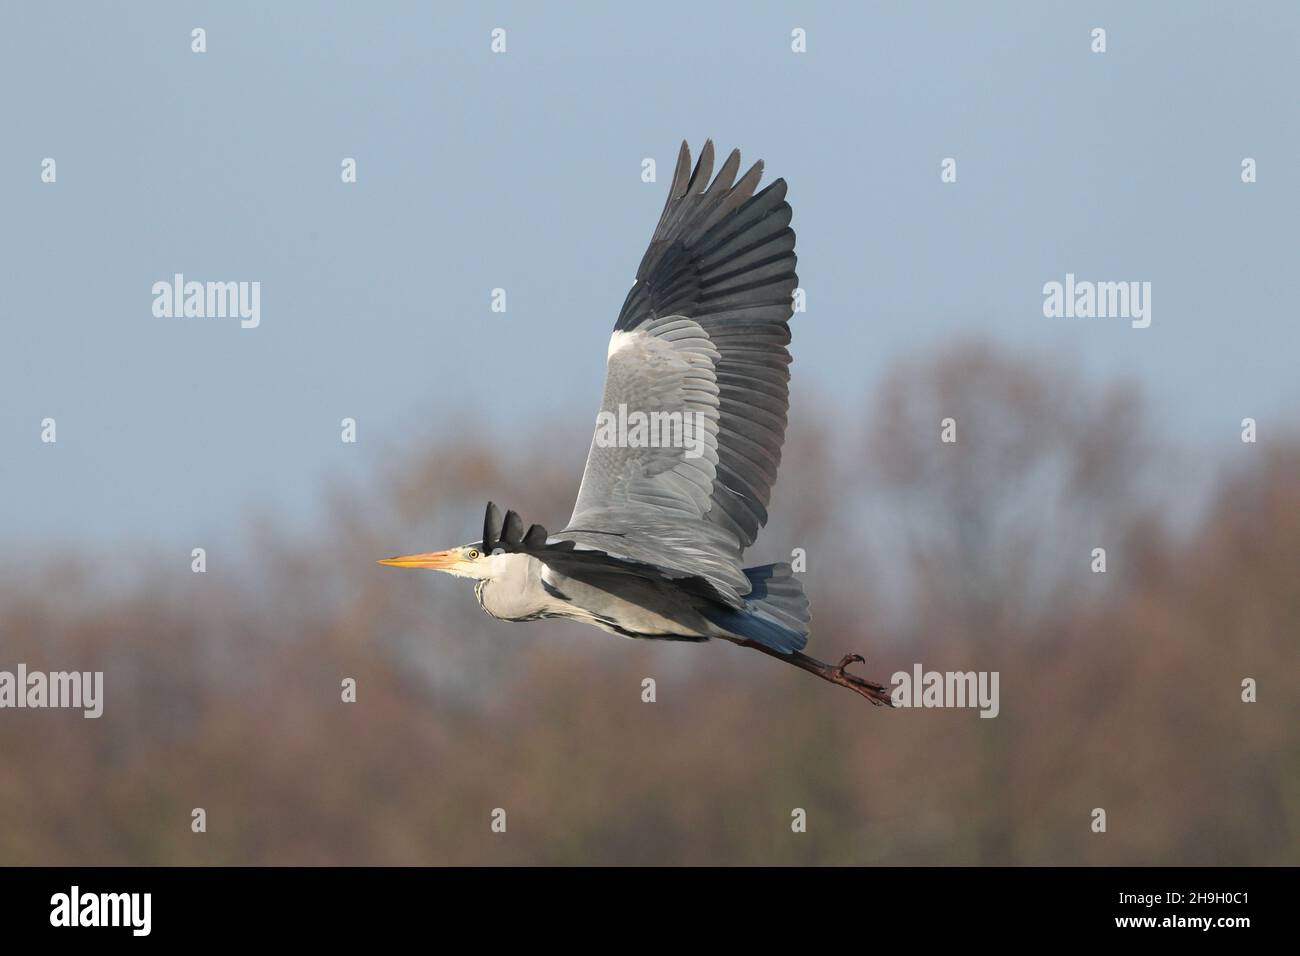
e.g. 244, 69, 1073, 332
564, 140, 799, 603
615, 140, 797, 548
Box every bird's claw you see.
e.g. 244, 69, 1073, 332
832, 652, 893, 707
833, 653, 866, 678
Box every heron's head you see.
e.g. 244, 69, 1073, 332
377, 543, 500, 580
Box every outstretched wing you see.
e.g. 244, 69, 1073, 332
564, 140, 798, 603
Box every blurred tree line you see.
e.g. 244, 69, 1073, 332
1, 341, 1296, 865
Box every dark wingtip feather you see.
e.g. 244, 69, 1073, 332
686, 140, 715, 194
501, 509, 524, 547
482, 501, 503, 550
670, 141, 692, 200
704, 148, 742, 198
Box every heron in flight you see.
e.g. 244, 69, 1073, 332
380, 141, 891, 705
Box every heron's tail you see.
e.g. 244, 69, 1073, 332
702, 563, 810, 654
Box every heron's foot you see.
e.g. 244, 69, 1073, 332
832, 653, 865, 676
829, 653, 894, 707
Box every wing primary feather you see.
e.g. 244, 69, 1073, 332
483, 501, 503, 551
501, 510, 524, 547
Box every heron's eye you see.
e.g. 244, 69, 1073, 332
466, 549, 480, 560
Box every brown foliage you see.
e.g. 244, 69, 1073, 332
0, 344, 1295, 865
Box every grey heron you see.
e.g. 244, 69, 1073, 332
380, 140, 891, 705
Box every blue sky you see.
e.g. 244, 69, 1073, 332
2, 1, 1296, 554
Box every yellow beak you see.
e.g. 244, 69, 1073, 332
376, 549, 459, 570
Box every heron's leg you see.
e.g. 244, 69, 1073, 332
737, 641, 895, 707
